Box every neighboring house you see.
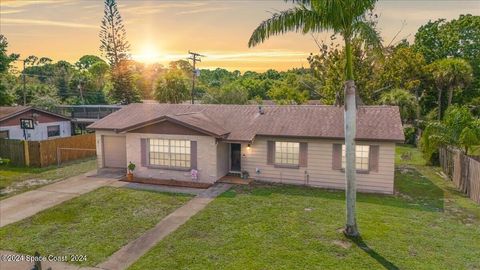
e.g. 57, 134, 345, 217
88, 104, 404, 194
0, 106, 72, 140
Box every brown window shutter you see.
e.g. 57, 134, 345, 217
267, 141, 275, 165
332, 144, 342, 170
299, 142, 308, 167
140, 138, 147, 166
191, 141, 197, 169
369, 145, 380, 172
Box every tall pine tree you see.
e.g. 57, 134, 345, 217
99, 0, 130, 67
99, 0, 140, 104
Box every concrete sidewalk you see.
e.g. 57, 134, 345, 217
0, 172, 125, 227
97, 183, 232, 270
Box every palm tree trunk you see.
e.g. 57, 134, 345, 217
414, 87, 421, 145
438, 88, 443, 120
344, 39, 359, 237
447, 87, 453, 108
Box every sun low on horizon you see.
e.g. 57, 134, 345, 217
132, 44, 163, 64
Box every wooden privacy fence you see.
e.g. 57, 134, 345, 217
0, 134, 96, 167
0, 139, 26, 166
439, 147, 480, 204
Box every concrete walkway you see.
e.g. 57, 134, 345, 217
0, 172, 125, 227
97, 183, 232, 270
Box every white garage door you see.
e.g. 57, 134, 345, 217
103, 136, 127, 168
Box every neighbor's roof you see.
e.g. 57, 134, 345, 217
87, 103, 405, 142
0, 106, 71, 122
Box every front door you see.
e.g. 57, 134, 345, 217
230, 143, 241, 172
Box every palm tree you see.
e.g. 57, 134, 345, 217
428, 58, 473, 120
248, 0, 381, 237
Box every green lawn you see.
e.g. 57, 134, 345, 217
129, 145, 480, 270
0, 187, 193, 267
0, 158, 97, 199
471, 145, 480, 156
395, 144, 426, 166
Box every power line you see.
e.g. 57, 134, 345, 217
187, 51, 205, 104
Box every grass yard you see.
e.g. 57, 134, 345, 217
0, 158, 97, 199
471, 145, 480, 156
0, 187, 193, 267
395, 144, 426, 166
129, 146, 480, 270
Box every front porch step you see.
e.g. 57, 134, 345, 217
227, 172, 242, 177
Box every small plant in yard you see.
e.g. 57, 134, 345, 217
127, 161, 136, 181
401, 151, 412, 161
0, 157, 10, 165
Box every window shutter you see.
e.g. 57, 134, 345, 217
332, 144, 342, 170
140, 139, 147, 166
267, 141, 275, 165
299, 142, 308, 167
369, 145, 380, 172
191, 141, 197, 169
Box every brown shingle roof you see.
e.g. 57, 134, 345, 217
88, 103, 405, 142
0, 106, 70, 123
0, 106, 29, 121
249, 100, 323, 105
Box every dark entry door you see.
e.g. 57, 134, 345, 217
230, 144, 241, 171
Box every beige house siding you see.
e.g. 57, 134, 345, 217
216, 142, 230, 179
126, 133, 218, 183
95, 130, 396, 194
240, 137, 395, 194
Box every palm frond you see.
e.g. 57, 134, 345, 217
285, 0, 311, 5
353, 20, 383, 50
248, 5, 327, 47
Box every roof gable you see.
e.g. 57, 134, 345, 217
127, 119, 208, 136
124, 114, 229, 138
0, 106, 70, 125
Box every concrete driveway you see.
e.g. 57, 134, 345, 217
0, 172, 125, 227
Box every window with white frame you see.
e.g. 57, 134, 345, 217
275, 141, 299, 165
342, 145, 370, 170
149, 139, 191, 168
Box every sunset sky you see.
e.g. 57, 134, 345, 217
1, 0, 479, 71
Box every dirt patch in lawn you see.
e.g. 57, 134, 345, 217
0, 179, 51, 196
332, 240, 352, 249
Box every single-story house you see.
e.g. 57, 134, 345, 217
0, 106, 72, 140
88, 103, 404, 194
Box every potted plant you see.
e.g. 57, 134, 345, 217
127, 161, 136, 181
241, 170, 249, 179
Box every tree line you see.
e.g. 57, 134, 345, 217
0, 1, 478, 163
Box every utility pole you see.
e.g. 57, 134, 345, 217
22, 59, 27, 106
77, 79, 86, 106
187, 51, 205, 104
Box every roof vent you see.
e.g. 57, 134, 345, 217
258, 106, 265, 115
